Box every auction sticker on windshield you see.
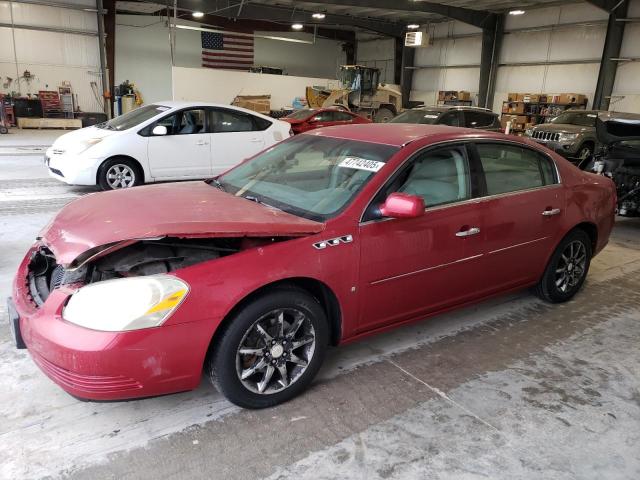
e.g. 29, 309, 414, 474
339, 157, 385, 172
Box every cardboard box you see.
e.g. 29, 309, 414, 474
554, 93, 586, 105
516, 93, 527, 102
522, 93, 541, 103
501, 103, 510, 113
509, 103, 525, 114
507, 93, 518, 102
457, 91, 471, 101
231, 95, 271, 114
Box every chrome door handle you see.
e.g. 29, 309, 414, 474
249, 138, 263, 143
542, 208, 561, 216
455, 227, 480, 237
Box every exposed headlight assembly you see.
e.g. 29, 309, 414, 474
63, 275, 189, 331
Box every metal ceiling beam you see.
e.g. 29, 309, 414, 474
293, 0, 496, 28
593, 0, 628, 109
583, 0, 626, 12
174, 0, 404, 36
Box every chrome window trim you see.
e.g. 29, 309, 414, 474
359, 138, 562, 225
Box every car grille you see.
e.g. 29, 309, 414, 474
49, 167, 64, 177
31, 352, 143, 394
532, 131, 560, 142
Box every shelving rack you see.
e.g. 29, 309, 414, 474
501, 97, 588, 134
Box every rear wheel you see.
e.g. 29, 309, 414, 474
0, 126, 8, 134
97, 157, 142, 190
209, 286, 328, 409
374, 107, 394, 123
535, 229, 592, 303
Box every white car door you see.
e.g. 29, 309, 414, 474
146, 108, 212, 179
208, 108, 267, 175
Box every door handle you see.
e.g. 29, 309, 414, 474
249, 138, 263, 143
196, 140, 209, 146
542, 208, 561, 216
455, 227, 480, 237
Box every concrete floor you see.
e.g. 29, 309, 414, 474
1, 133, 639, 479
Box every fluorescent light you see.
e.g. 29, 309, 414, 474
407, 23, 420, 29
291, 23, 304, 30
173, 24, 314, 44
509, 9, 525, 15
192, 11, 204, 18
312, 12, 326, 19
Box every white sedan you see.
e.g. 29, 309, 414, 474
45, 101, 292, 190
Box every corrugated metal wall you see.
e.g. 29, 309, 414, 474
0, 0, 103, 112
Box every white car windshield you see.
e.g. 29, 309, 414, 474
97, 104, 170, 131
218, 135, 398, 221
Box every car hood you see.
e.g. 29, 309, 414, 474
50, 126, 117, 151
41, 181, 325, 266
281, 118, 306, 125
533, 124, 592, 134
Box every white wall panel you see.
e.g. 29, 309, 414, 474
620, 23, 640, 58
9, 3, 97, 30
411, 67, 480, 106
172, 66, 340, 109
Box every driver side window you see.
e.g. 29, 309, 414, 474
154, 109, 206, 135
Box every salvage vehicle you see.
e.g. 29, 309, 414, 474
44, 101, 292, 190
588, 115, 640, 216
389, 106, 501, 131
524, 110, 600, 165
9, 124, 616, 409
281, 107, 371, 134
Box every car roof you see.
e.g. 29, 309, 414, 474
151, 100, 276, 120
303, 123, 507, 147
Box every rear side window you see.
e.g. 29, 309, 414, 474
438, 111, 460, 127
253, 116, 272, 131
333, 111, 354, 122
476, 143, 557, 195
210, 109, 256, 133
464, 111, 495, 128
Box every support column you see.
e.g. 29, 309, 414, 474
593, 1, 628, 110
478, 14, 503, 109
400, 45, 415, 109
96, 0, 110, 118
103, 0, 115, 117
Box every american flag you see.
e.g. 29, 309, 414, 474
201, 31, 254, 70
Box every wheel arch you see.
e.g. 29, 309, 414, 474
204, 277, 343, 368
97, 155, 146, 184
573, 221, 598, 252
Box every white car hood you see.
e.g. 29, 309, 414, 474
51, 126, 117, 151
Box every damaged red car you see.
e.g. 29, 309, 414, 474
8, 124, 616, 409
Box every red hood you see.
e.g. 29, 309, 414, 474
42, 181, 324, 266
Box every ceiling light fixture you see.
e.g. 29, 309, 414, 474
312, 13, 326, 19
509, 9, 525, 15
192, 11, 204, 18
407, 23, 420, 29
291, 23, 304, 30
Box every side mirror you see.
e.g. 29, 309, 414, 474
152, 125, 168, 136
379, 192, 425, 219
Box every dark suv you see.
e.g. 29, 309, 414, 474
388, 106, 501, 131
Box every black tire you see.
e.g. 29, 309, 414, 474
535, 229, 592, 303
209, 286, 329, 409
0, 126, 8, 134
97, 157, 143, 191
374, 107, 395, 123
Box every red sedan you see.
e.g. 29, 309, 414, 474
282, 107, 371, 134
9, 124, 616, 409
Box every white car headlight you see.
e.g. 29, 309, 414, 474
69, 138, 103, 155
63, 275, 189, 332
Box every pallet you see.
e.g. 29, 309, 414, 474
17, 117, 82, 130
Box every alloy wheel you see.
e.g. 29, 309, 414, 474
236, 308, 316, 395
555, 240, 587, 293
106, 164, 136, 189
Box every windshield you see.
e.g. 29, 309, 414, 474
218, 135, 398, 221
389, 110, 441, 125
286, 109, 317, 120
550, 112, 597, 127
97, 104, 170, 131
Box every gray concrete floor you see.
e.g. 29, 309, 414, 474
1, 136, 639, 479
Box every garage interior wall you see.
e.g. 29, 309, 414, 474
612, 0, 640, 113
0, 0, 103, 112
355, 33, 395, 84
116, 14, 346, 105
409, 3, 639, 113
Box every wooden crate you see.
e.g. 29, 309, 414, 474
17, 117, 82, 129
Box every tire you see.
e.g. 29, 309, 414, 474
97, 157, 143, 191
535, 229, 592, 303
374, 107, 394, 123
209, 286, 329, 409
0, 126, 8, 134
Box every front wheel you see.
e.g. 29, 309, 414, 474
209, 286, 328, 409
535, 229, 592, 303
97, 158, 143, 190
374, 107, 394, 123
